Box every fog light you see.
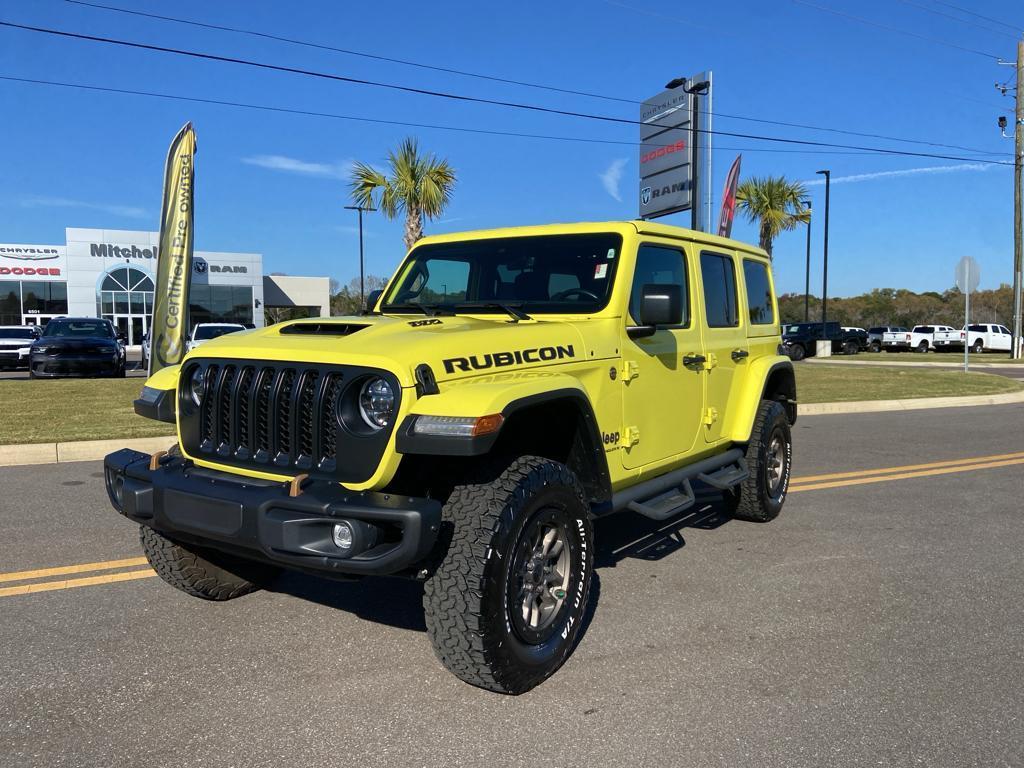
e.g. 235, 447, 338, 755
332, 522, 354, 551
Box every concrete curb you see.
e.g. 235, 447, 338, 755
799, 388, 1024, 416
0, 434, 176, 468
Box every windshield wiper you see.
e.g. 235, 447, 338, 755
454, 302, 532, 322
383, 303, 449, 317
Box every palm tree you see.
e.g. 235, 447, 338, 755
735, 176, 810, 258
348, 137, 457, 251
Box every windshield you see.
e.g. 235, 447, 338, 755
194, 324, 243, 340
43, 320, 113, 338
382, 233, 623, 315
0, 329, 32, 339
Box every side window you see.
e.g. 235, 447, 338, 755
741, 259, 774, 325
629, 245, 689, 326
700, 252, 739, 328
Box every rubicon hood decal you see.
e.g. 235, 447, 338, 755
443, 345, 575, 374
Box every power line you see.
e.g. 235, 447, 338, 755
0, 74, 942, 158
0, 21, 1012, 165
891, 0, 1021, 40
57, 0, 1009, 157
791, 0, 1005, 59
928, 0, 1023, 34
60, 0, 638, 106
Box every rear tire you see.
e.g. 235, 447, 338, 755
423, 456, 594, 695
869, 341, 881, 353
916, 341, 929, 353
140, 526, 278, 600
726, 400, 792, 523
972, 340, 984, 354
844, 341, 859, 355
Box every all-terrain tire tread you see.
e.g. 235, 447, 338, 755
731, 400, 789, 523
423, 456, 589, 694
140, 526, 261, 601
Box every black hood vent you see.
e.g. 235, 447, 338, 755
278, 323, 369, 336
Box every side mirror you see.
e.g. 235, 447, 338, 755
364, 289, 384, 313
627, 283, 682, 339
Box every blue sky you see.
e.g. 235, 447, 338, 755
1, 0, 1021, 297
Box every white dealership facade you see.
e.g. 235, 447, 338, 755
1, 227, 330, 345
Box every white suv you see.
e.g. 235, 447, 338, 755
0, 325, 40, 369
185, 323, 246, 352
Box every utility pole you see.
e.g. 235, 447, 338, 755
816, 170, 831, 329
999, 41, 1024, 359
1014, 40, 1023, 359
344, 204, 376, 309
803, 199, 812, 322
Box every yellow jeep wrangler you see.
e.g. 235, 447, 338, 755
105, 221, 796, 694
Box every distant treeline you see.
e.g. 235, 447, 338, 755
779, 285, 1015, 329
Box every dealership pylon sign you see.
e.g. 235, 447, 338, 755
639, 72, 712, 229
150, 122, 197, 375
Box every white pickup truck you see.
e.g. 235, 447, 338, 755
934, 323, 1013, 353
884, 325, 957, 353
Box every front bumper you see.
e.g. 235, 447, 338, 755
104, 448, 442, 578
0, 349, 28, 368
31, 354, 122, 377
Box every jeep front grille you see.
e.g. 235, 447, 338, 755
178, 359, 400, 483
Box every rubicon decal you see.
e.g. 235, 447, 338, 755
443, 345, 575, 373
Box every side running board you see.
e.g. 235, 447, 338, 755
610, 449, 749, 522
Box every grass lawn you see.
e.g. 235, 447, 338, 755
0, 378, 175, 444
796, 364, 1024, 403
851, 352, 1023, 364
1, 365, 1021, 445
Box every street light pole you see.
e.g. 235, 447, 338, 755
803, 199, 812, 322
344, 204, 376, 309
816, 170, 831, 329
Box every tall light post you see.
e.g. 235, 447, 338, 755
815, 170, 831, 329
802, 198, 812, 322
344, 204, 376, 308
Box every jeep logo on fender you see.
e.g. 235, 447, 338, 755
443, 345, 575, 374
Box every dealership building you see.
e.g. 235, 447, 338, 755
0, 227, 331, 345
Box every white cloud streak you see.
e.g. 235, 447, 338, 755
242, 154, 353, 179
599, 158, 629, 202
20, 195, 148, 219
803, 163, 990, 186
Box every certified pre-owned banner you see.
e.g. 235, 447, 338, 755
150, 122, 197, 375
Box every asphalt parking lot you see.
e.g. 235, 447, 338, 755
2, 404, 1023, 767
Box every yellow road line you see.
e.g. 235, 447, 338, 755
0, 568, 156, 598
0, 556, 150, 584
790, 456, 1024, 493
790, 450, 1024, 485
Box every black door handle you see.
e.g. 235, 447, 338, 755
731, 348, 749, 361
683, 354, 706, 367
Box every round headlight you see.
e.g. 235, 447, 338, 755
358, 377, 394, 430
189, 366, 207, 407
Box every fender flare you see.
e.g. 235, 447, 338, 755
726, 357, 797, 443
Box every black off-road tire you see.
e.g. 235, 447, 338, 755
844, 341, 859, 355
423, 456, 594, 695
726, 400, 792, 523
788, 344, 806, 361
140, 526, 278, 600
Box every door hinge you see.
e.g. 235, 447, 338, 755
705, 352, 718, 369
622, 360, 640, 381
621, 426, 640, 447
702, 407, 719, 426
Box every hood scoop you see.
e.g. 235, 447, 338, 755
279, 322, 370, 337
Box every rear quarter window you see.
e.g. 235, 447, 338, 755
741, 259, 775, 326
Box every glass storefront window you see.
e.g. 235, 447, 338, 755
0, 280, 21, 325
188, 285, 253, 326
21, 281, 68, 314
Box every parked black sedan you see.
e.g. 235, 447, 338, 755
29, 318, 126, 378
